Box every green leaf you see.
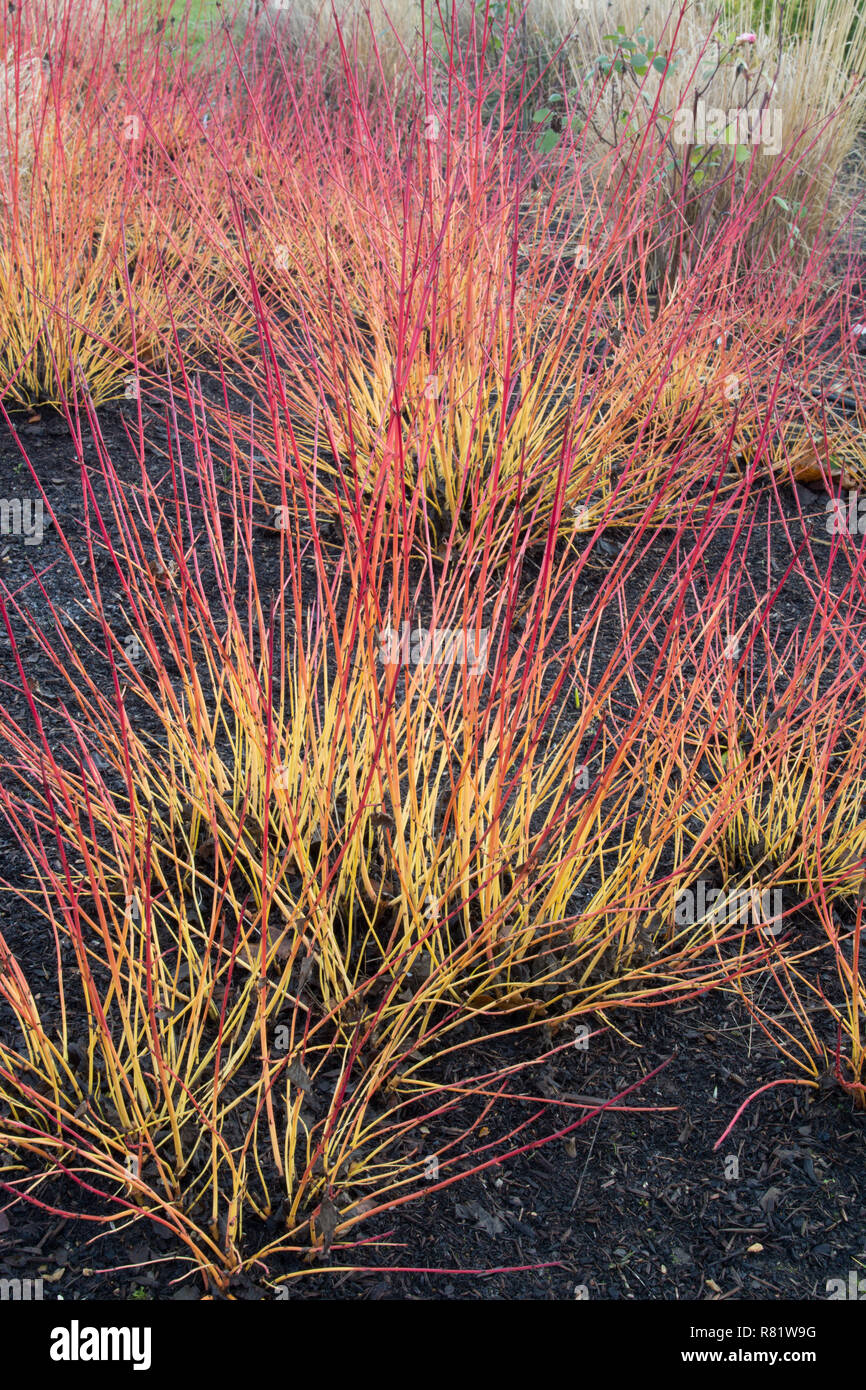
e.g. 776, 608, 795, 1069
734, 143, 750, 164
536, 129, 560, 153
652, 55, 667, 71
532, 108, 551, 122
632, 59, 648, 75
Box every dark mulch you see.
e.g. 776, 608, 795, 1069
1, 986, 863, 1301
0, 388, 863, 1302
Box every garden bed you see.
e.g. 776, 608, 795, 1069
0, 0, 865, 1307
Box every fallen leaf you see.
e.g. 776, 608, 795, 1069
454, 1201, 505, 1237
758, 1186, 782, 1216
747, 1242, 764, 1253
791, 461, 828, 485
297, 951, 316, 993
315, 1196, 339, 1255
286, 1059, 313, 1092
345, 1196, 376, 1217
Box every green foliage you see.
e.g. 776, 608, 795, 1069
597, 25, 669, 78
727, 0, 814, 37
530, 25, 674, 153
